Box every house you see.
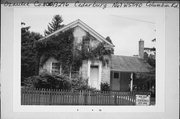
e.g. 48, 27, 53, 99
37, 19, 153, 91
110, 40, 154, 91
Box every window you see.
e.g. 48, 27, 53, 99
82, 36, 90, 51
114, 72, 119, 79
52, 62, 60, 74
74, 37, 82, 50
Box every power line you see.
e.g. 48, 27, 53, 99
111, 15, 156, 24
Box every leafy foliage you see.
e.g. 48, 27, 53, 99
35, 29, 74, 74
81, 41, 113, 66
23, 73, 71, 89
35, 30, 114, 74
21, 23, 43, 84
23, 73, 95, 90
105, 36, 113, 44
101, 83, 110, 91
22, 16, 114, 90
144, 52, 155, 68
70, 77, 94, 90
82, 36, 114, 60
44, 15, 64, 36
134, 42, 156, 92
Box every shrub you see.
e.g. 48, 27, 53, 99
70, 77, 88, 90
23, 73, 71, 90
101, 82, 110, 91
22, 73, 96, 91
70, 77, 97, 91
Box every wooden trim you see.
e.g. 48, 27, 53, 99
110, 71, 112, 90
39, 19, 114, 47
50, 62, 52, 74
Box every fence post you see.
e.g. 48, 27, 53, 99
88, 91, 91, 105
79, 90, 81, 105
84, 90, 87, 105
132, 92, 135, 105
38, 88, 41, 105
30, 89, 33, 105
49, 89, 52, 105
114, 93, 117, 105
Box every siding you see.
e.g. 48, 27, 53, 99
73, 26, 86, 41
101, 56, 111, 84
101, 65, 110, 84
110, 71, 131, 91
81, 60, 88, 80
73, 26, 100, 50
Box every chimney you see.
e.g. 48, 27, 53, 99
139, 39, 144, 59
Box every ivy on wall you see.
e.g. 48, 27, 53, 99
35, 28, 114, 74
35, 29, 74, 65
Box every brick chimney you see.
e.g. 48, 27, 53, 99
139, 39, 144, 59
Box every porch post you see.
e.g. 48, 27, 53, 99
130, 73, 133, 92
110, 71, 113, 90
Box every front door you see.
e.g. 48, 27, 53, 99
90, 65, 99, 89
112, 72, 120, 91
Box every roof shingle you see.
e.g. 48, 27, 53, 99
111, 55, 152, 73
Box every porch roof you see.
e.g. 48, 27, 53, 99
110, 55, 152, 73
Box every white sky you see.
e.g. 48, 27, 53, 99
21, 8, 156, 56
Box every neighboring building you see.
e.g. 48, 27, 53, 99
110, 55, 151, 91
110, 40, 153, 91
38, 19, 152, 91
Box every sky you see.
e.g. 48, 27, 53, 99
21, 8, 156, 56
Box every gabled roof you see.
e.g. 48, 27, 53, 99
39, 19, 114, 47
111, 55, 152, 73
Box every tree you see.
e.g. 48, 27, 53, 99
144, 38, 156, 68
144, 50, 155, 68
44, 15, 64, 36
134, 39, 156, 93
21, 22, 43, 84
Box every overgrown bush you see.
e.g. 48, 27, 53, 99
23, 73, 71, 90
22, 73, 95, 91
101, 82, 110, 91
71, 77, 96, 91
71, 77, 88, 90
